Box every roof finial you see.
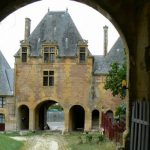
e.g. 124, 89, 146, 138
48, 8, 50, 12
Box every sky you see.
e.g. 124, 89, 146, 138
0, 0, 119, 68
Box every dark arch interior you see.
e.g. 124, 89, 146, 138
0, 113, 5, 131
106, 110, 113, 119
92, 109, 99, 129
19, 105, 29, 130
69, 105, 85, 131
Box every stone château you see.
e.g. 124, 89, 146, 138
0, 10, 125, 131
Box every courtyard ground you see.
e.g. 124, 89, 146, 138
8, 131, 116, 150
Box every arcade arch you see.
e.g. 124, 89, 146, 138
18, 105, 29, 130
106, 109, 114, 120
34, 100, 64, 130
92, 109, 100, 130
69, 105, 85, 131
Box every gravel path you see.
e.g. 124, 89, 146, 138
11, 134, 70, 150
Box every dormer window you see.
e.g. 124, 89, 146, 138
77, 40, 88, 64
44, 47, 56, 63
22, 47, 27, 62
79, 47, 86, 63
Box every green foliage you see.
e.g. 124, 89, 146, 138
77, 133, 106, 144
97, 134, 105, 142
0, 134, 23, 150
115, 103, 126, 117
65, 132, 116, 150
104, 62, 126, 99
85, 134, 92, 143
48, 103, 63, 111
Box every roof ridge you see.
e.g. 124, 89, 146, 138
5, 69, 12, 92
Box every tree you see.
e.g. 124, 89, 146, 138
115, 103, 126, 117
104, 62, 126, 99
48, 103, 63, 111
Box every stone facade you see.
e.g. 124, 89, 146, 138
1, 10, 125, 132
0, 50, 15, 131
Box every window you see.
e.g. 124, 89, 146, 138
0, 114, 5, 123
44, 47, 55, 63
43, 71, 54, 86
0, 97, 5, 108
22, 47, 27, 62
79, 47, 86, 63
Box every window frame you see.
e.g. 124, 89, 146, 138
43, 46, 56, 63
0, 114, 5, 123
43, 70, 54, 86
79, 46, 86, 63
21, 47, 28, 62
0, 97, 5, 108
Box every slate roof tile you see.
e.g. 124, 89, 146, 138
0, 51, 14, 96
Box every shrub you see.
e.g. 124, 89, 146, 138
85, 134, 92, 143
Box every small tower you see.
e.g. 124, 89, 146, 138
103, 25, 108, 56
24, 18, 31, 41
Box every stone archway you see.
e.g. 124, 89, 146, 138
69, 105, 85, 131
18, 105, 29, 130
92, 109, 99, 130
34, 100, 64, 130
106, 110, 113, 119
1, 1, 150, 149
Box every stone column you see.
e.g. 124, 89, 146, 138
64, 109, 69, 132
84, 110, 91, 132
29, 109, 35, 131
99, 110, 102, 129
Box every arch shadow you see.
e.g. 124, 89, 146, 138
18, 105, 29, 130
69, 105, 85, 131
92, 109, 100, 130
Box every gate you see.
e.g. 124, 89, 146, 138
130, 101, 150, 150
101, 112, 125, 144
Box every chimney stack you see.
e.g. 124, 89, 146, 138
103, 25, 108, 56
24, 18, 31, 41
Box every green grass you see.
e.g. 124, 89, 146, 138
0, 134, 23, 150
64, 132, 116, 150
0, 131, 116, 150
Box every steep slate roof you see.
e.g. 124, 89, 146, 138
27, 10, 87, 57
93, 37, 125, 75
0, 51, 14, 96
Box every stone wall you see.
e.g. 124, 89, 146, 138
15, 56, 123, 131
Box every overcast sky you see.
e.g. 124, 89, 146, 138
0, 0, 119, 68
